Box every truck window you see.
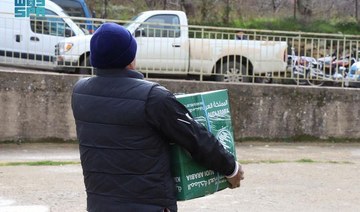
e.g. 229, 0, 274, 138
52, 0, 86, 17
139, 14, 180, 38
30, 10, 74, 37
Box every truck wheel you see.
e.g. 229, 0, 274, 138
77, 56, 92, 75
215, 61, 250, 82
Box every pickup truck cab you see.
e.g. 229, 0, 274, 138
55, 10, 287, 82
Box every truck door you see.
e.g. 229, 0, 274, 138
0, 1, 30, 63
27, 9, 75, 64
135, 14, 189, 74
0, 14, 25, 62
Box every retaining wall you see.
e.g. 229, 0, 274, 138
1, 70, 359, 142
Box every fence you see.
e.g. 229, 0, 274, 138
1, 12, 360, 88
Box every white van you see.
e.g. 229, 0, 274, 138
0, 0, 85, 69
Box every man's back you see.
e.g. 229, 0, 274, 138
72, 69, 178, 211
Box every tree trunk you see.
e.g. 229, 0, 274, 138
271, 0, 285, 14
294, 0, 297, 19
180, 0, 195, 17
200, 0, 207, 23
297, 0, 312, 17
223, 0, 231, 24
163, 0, 167, 10
356, 0, 359, 22
102, 0, 108, 18
272, 0, 276, 13
145, 0, 156, 9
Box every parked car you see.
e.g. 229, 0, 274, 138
345, 62, 360, 87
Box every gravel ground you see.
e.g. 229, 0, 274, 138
0, 142, 360, 212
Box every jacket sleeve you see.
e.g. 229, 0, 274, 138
145, 85, 236, 176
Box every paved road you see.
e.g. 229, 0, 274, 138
1, 142, 360, 212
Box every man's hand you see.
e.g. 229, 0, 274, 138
226, 164, 244, 189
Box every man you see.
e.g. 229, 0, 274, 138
236, 31, 248, 40
71, 23, 244, 212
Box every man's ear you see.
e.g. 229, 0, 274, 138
127, 59, 136, 70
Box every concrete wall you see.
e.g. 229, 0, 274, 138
1, 70, 359, 142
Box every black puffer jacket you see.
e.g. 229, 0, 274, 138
71, 68, 236, 212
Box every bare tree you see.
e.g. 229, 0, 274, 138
223, 0, 231, 24
144, 0, 154, 8
144, 0, 164, 9
356, 0, 359, 21
297, 0, 312, 17
87, 0, 360, 25
271, 0, 286, 14
200, 0, 218, 23
180, 0, 195, 17
294, 0, 297, 19
102, 0, 109, 18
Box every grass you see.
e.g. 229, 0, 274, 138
0, 138, 78, 144
239, 158, 353, 165
0, 160, 80, 166
226, 17, 360, 35
295, 158, 315, 163
237, 136, 360, 143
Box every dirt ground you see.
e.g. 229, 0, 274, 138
0, 142, 360, 212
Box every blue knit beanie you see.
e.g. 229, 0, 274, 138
90, 23, 137, 69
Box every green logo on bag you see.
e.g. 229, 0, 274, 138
216, 128, 233, 151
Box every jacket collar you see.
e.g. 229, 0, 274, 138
95, 68, 144, 79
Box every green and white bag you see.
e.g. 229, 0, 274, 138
170, 89, 236, 200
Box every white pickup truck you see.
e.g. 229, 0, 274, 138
55, 10, 288, 82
